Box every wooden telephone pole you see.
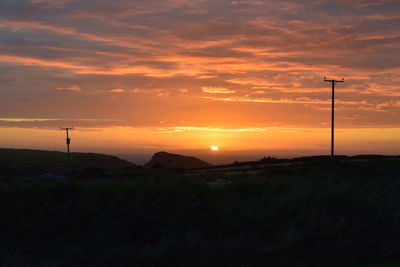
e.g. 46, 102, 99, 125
61, 127, 73, 166
324, 77, 344, 159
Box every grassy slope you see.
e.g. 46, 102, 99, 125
0, 148, 136, 176
1, 160, 400, 266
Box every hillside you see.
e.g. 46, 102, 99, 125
2, 159, 400, 266
187, 154, 400, 177
192, 154, 400, 170
145, 151, 212, 170
0, 148, 136, 176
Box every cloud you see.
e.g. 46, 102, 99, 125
376, 100, 400, 109
56, 85, 81, 92
0, 0, 399, 130
109, 88, 125, 93
0, 117, 123, 129
201, 96, 370, 107
201, 86, 236, 94
161, 126, 267, 133
30, 0, 72, 8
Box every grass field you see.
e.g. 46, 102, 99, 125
0, 148, 136, 177
1, 159, 400, 266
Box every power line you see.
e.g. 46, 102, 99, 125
324, 77, 344, 160
61, 127, 73, 167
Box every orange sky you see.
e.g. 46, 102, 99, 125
0, 0, 400, 163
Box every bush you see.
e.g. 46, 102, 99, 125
79, 167, 106, 179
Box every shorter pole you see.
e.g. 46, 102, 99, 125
61, 127, 73, 167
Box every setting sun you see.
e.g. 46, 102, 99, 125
210, 146, 219, 151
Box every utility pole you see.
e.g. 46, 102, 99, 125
324, 77, 344, 160
61, 127, 73, 167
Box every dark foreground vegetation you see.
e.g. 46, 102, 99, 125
2, 159, 400, 266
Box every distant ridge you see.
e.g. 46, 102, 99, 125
0, 148, 136, 167
190, 154, 400, 170
0, 148, 136, 176
145, 151, 212, 170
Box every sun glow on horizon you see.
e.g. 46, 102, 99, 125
210, 146, 219, 151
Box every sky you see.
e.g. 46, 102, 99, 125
0, 0, 400, 164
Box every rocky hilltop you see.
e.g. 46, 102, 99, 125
145, 151, 212, 170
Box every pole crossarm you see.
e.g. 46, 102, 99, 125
324, 77, 344, 83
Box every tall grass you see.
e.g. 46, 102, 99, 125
1, 160, 400, 266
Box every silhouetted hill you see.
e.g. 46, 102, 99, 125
145, 151, 212, 170
0, 148, 136, 176
191, 154, 400, 170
